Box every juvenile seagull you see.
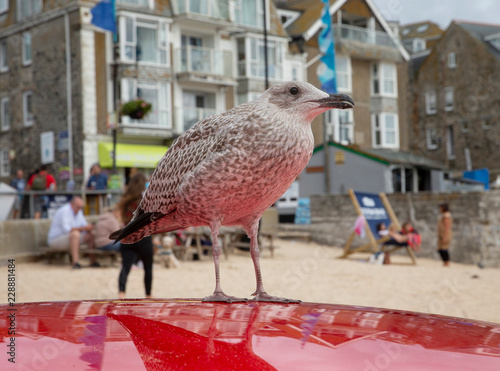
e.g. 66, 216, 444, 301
111, 81, 354, 303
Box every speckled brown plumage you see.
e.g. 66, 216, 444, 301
110, 81, 354, 303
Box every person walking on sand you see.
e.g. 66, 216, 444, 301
437, 203, 452, 267
116, 173, 154, 299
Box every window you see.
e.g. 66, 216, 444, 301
235, 0, 264, 28
425, 90, 437, 115
17, 0, 41, 20
416, 24, 429, 33
336, 55, 352, 92
121, 79, 171, 128
460, 120, 470, 133
413, 38, 426, 53
371, 63, 396, 97
0, 40, 7, 72
182, 91, 216, 131
0, 148, 9, 177
120, 16, 169, 65
0, 0, 8, 14
447, 52, 456, 68
446, 126, 455, 158
23, 91, 34, 127
238, 37, 284, 80
1, 98, 10, 131
118, 0, 150, 7
325, 109, 354, 145
372, 113, 399, 148
22, 32, 32, 65
482, 116, 493, 130
444, 87, 454, 111
426, 128, 439, 150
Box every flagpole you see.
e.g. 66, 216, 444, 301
263, 0, 269, 89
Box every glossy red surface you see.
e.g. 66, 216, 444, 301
1, 299, 500, 370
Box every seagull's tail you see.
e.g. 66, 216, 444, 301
109, 211, 162, 244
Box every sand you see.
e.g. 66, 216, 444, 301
1, 239, 499, 324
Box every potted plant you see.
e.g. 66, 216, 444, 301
121, 99, 152, 120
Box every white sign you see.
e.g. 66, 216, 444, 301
41, 131, 55, 164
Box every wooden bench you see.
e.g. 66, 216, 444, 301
39, 245, 120, 266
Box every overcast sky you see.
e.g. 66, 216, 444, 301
372, 0, 500, 29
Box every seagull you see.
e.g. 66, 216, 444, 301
110, 81, 354, 303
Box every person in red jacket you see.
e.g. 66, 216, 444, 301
26, 165, 57, 219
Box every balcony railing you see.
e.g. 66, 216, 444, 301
176, 107, 217, 132
333, 24, 398, 49
121, 109, 172, 130
175, 46, 232, 77
176, 0, 229, 19
238, 61, 283, 80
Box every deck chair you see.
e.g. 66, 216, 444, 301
340, 189, 417, 265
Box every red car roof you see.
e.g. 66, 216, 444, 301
1, 299, 499, 370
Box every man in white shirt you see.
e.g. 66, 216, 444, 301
47, 196, 96, 269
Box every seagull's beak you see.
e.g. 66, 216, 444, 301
310, 93, 355, 109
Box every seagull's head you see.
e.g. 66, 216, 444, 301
264, 81, 354, 122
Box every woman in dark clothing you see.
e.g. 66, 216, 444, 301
117, 173, 153, 299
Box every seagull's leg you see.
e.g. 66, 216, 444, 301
202, 223, 247, 303
246, 219, 301, 304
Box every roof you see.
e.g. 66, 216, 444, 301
454, 20, 500, 59
313, 142, 446, 169
399, 21, 444, 41
365, 148, 447, 169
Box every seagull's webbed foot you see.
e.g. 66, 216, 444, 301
202, 291, 248, 303
251, 291, 301, 304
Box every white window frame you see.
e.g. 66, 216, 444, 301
0, 148, 9, 177
444, 86, 454, 111
413, 38, 426, 53
447, 52, 456, 69
0, 40, 7, 72
117, 0, 153, 8
336, 55, 352, 92
460, 120, 470, 133
425, 90, 437, 115
371, 62, 397, 97
371, 113, 399, 149
325, 109, 354, 145
17, 0, 41, 21
0, 0, 8, 14
482, 116, 492, 130
22, 32, 32, 66
243, 36, 284, 80
120, 78, 172, 129
1, 97, 10, 131
23, 91, 34, 127
426, 128, 438, 150
119, 15, 169, 66
235, 0, 265, 28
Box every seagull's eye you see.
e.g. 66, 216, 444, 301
289, 86, 299, 95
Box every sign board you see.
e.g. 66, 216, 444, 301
353, 191, 391, 236
47, 194, 73, 219
57, 130, 69, 152
40, 131, 55, 164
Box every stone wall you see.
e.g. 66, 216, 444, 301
309, 190, 500, 267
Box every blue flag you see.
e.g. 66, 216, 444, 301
91, 0, 116, 33
317, 0, 337, 94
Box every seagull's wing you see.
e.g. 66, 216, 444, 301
109, 116, 229, 242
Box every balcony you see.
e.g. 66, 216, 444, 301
334, 24, 398, 48
176, 107, 217, 132
174, 46, 234, 85
120, 110, 173, 137
175, 0, 229, 20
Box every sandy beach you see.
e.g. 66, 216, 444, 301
2, 239, 499, 324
